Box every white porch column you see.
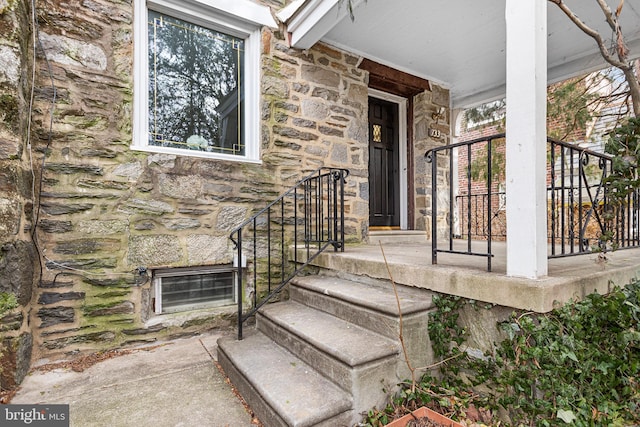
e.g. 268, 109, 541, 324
505, 0, 548, 278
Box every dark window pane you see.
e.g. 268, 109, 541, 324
148, 11, 245, 155
161, 271, 234, 311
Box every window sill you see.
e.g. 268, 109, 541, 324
146, 304, 236, 329
130, 144, 262, 165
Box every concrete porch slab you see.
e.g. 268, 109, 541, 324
299, 241, 640, 313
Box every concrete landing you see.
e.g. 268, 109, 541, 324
368, 230, 427, 245
300, 242, 640, 312
11, 332, 254, 427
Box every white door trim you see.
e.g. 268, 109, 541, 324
368, 88, 408, 230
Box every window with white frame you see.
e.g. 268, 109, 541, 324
133, 0, 272, 162
153, 265, 236, 314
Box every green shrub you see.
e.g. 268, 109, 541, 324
604, 117, 640, 205
362, 279, 640, 426
496, 280, 640, 425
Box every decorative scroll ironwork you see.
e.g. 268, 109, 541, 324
425, 134, 640, 271
547, 137, 639, 257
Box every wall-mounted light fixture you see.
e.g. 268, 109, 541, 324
432, 106, 446, 121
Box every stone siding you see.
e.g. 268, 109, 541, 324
414, 89, 451, 236
0, 0, 35, 389
0, 0, 451, 366
23, 0, 370, 361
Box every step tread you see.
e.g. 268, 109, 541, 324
218, 331, 352, 427
291, 275, 434, 316
260, 301, 399, 366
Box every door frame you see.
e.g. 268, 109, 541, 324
368, 88, 408, 230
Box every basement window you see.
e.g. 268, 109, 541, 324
153, 266, 236, 314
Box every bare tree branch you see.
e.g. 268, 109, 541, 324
595, 0, 629, 60
615, 0, 624, 17
379, 242, 416, 392
549, 0, 640, 115
548, 0, 629, 70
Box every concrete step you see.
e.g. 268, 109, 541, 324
218, 274, 437, 426
369, 230, 427, 245
258, 301, 399, 410
289, 275, 436, 380
290, 275, 434, 339
217, 330, 354, 427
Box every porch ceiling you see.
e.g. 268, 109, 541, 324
284, 0, 640, 108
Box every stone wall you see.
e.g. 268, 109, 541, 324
414, 88, 451, 235
0, 0, 451, 366
24, 0, 369, 361
0, 0, 35, 389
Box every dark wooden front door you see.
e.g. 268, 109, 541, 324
368, 97, 400, 227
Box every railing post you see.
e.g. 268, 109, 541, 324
550, 140, 556, 255
294, 187, 298, 265
267, 208, 271, 293
281, 198, 285, 290
431, 150, 438, 265
466, 145, 472, 251
236, 229, 243, 340
569, 147, 575, 253
253, 218, 257, 309
448, 149, 454, 250
487, 138, 493, 272
578, 152, 584, 251
340, 170, 345, 252
332, 170, 339, 251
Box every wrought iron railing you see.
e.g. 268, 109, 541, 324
426, 133, 505, 271
455, 191, 507, 240
229, 167, 349, 339
425, 134, 640, 271
548, 137, 640, 257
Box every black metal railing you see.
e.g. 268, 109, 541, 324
229, 167, 348, 339
425, 133, 505, 271
455, 191, 507, 240
425, 133, 640, 271
548, 137, 640, 257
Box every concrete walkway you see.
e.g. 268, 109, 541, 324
11, 332, 256, 427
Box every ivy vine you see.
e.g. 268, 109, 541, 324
361, 279, 640, 426
496, 281, 640, 425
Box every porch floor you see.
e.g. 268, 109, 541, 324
303, 239, 640, 313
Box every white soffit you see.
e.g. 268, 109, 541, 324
285, 0, 640, 108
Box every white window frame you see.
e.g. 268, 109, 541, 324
133, 0, 272, 163
153, 265, 237, 314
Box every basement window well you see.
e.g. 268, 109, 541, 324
153, 265, 236, 314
